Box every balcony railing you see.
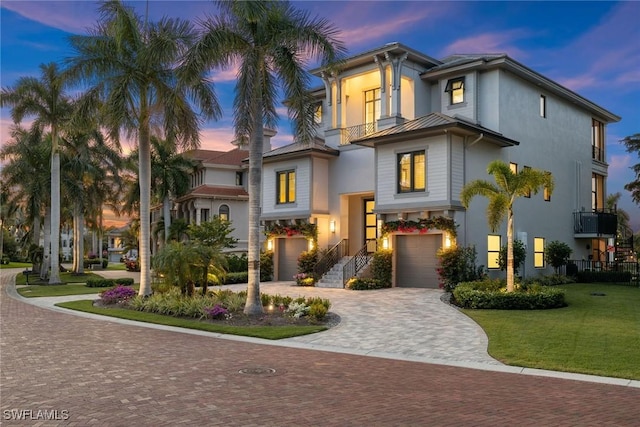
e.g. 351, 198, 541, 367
592, 145, 605, 162
573, 210, 617, 236
341, 122, 377, 145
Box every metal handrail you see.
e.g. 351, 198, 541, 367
341, 122, 377, 145
313, 239, 348, 279
342, 240, 375, 286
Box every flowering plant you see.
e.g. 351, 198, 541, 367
265, 222, 317, 240
286, 301, 309, 318
293, 273, 316, 286
204, 304, 231, 320
381, 216, 457, 237
100, 285, 137, 305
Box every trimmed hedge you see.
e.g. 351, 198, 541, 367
576, 270, 633, 284
86, 278, 135, 288
223, 272, 249, 284
346, 277, 391, 290
453, 280, 566, 310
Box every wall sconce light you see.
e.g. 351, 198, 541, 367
267, 239, 273, 251
308, 239, 315, 251
382, 237, 389, 250
329, 220, 336, 234
444, 234, 452, 248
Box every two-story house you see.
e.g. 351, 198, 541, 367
260, 42, 620, 286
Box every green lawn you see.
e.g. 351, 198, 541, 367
0, 262, 32, 269
15, 271, 139, 297
463, 283, 640, 380
56, 300, 327, 340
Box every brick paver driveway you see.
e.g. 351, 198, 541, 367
1, 270, 639, 426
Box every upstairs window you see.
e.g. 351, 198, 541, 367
235, 171, 243, 186
364, 88, 381, 134
397, 150, 426, 193
540, 95, 546, 118
509, 162, 518, 174
219, 204, 229, 221
277, 170, 296, 204
314, 103, 322, 124
544, 171, 551, 202
445, 77, 465, 104
534, 237, 545, 268
592, 119, 605, 162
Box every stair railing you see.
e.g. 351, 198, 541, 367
342, 239, 375, 287
313, 239, 348, 279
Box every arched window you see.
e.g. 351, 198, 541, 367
219, 204, 230, 221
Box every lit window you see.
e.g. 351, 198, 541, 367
544, 172, 551, 201
364, 88, 381, 134
397, 150, 426, 193
540, 95, 546, 118
219, 204, 229, 221
277, 170, 296, 204
314, 103, 322, 124
534, 237, 545, 268
592, 119, 604, 161
445, 77, 465, 104
509, 162, 518, 174
523, 166, 531, 198
487, 235, 501, 269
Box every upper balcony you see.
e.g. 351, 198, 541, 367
573, 210, 617, 238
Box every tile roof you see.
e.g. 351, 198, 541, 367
178, 185, 249, 201
184, 148, 249, 166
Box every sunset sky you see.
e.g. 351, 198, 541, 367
1, 1, 638, 230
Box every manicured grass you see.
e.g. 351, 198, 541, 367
18, 283, 140, 298
15, 271, 103, 286
105, 263, 127, 271
56, 300, 327, 340
463, 283, 640, 380
0, 262, 32, 269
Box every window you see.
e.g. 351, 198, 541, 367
509, 162, 518, 174
544, 172, 551, 201
364, 88, 381, 134
235, 171, 243, 186
523, 166, 531, 198
397, 150, 426, 193
592, 119, 604, 161
277, 170, 296, 204
592, 173, 604, 211
487, 235, 501, 269
314, 103, 322, 124
445, 77, 465, 104
540, 95, 546, 118
534, 237, 545, 268
219, 204, 229, 221
201, 208, 209, 223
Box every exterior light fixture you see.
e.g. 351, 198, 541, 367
382, 237, 389, 250
329, 220, 336, 234
445, 234, 452, 248
267, 239, 274, 251
308, 239, 315, 251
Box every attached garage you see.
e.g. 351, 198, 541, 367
395, 234, 442, 288
275, 237, 308, 281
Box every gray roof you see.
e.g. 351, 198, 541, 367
262, 138, 340, 160
352, 113, 519, 147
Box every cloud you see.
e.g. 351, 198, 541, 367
441, 30, 529, 59
1, 1, 99, 33
199, 127, 237, 151
607, 154, 633, 182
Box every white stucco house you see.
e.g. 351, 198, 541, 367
260, 42, 621, 287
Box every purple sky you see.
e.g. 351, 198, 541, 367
1, 1, 638, 230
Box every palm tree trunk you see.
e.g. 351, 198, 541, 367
40, 207, 51, 280
163, 195, 171, 247
75, 202, 85, 274
244, 111, 264, 315
72, 213, 78, 272
32, 212, 41, 247
49, 150, 61, 284
138, 116, 152, 296
506, 209, 515, 292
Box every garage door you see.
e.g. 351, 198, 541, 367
395, 235, 441, 288
276, 238, 308, 281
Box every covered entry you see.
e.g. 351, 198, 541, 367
395, 234, 442, 288
275, 237, 308, 281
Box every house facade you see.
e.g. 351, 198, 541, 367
260, 42, 620, 287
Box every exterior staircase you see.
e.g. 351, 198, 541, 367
316, 257, 350, 288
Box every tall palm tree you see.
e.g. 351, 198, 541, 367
186, 0, 345, 314
461, 160, 554, 292
606, 192, 633, 239
65, 0, 220, 295
1, 63, 73, 284
150, 136, 196, 247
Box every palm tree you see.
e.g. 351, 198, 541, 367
1, 63, 74, 284
150, 136, 196, 247
460, 160, 554, 292
65, 0, 220, 295
186, 0, 345, 314
606, 193, 633, 239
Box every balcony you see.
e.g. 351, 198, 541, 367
573, 210, 617, 237
340, 122, 377, 145
592, 145, 605, 162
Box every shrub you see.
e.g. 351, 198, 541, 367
100, 285, 137, 305
498, 240, 526, 275
226, 253, 248, 273
453, 280, 566, 310
371, 250, 392, 286
125, 259, 140, 272
204, 304, 230, 320
260, 251, 273, 282
293, 273, 316, 286
223, 272, 249, 284
297, 249, 317, 276
83, 258, 102, 269
286, 301, 309, 318
308, 303, 328, 321
101, 259, 108, 268
576, 270, 633, 284
522, 274, 574, 287
545, 241, 573, 274
437, 245, 485, 292
345, 277, 390, 290
86, 278, 134, 288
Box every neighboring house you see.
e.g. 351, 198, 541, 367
261, 42, 620, 287
151, 130, 276, 254
106, 224, 137, 263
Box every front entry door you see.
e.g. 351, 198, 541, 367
364, 198, 377, 253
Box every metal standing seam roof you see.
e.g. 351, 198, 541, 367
262, 139, 340, 159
